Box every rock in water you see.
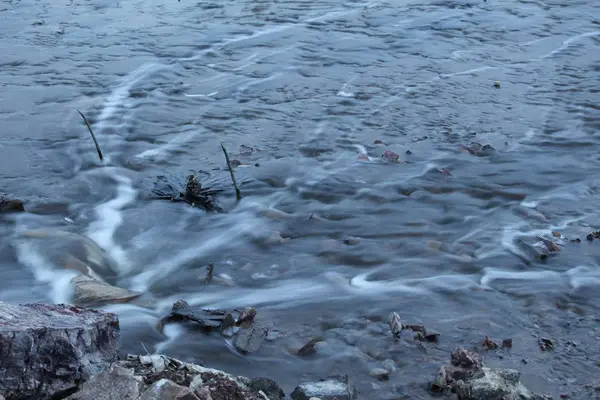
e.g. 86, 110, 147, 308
291, 376, 357, 400
20, 229, 119, 284
71, 275, 142, 308
0, 197, 25, 213
455, 368, 551, 400
0, 302, 119, 400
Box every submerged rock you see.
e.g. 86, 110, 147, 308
291, 376, 357, 400
0, 197, 25, 213
0, 302, 119, 400
234, 321, 267, 354
19, 229, 119, 284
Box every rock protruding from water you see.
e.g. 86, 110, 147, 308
0, 302, 119, 400
71, 274, 142, 308
0, 197, 24, 213
431, 347, 552, 400
456, 368, 553, 400
291, 376, 357, 400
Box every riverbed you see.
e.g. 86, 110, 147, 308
1, 0, 600, 398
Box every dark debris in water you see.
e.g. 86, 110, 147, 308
0, 196, 25, 213
538, 337, 555, 351
159, 300, 264, 354
460, 142, 496, 157
586, 231, 600, 241
296, 337, 324, 356
150, 174, 223, 212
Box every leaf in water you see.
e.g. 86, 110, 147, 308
388, 312, 402, 339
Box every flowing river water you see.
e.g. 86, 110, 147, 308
1, 0, 600, 398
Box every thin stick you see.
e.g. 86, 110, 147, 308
77, 110, 103, 161
220, 142, 241, 201
140, 342, 155, 372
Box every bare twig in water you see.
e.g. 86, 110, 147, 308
204, 262, 214, 284
77, 110, 103, 161
220, 142, 242, 202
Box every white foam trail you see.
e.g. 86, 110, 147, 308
480, 267, 562, 288
566, 266, 600, 292
14, 241, 78, 304
338, 75, 357, 97
154, 278, 338, 311
440, 65, 497, 78
135, 130, 199, 160
155, 324, 185, 354
183, 91, 218, 98
85, 169, 137, 274
95, 62, 170, 133
130, 209, 266, 292
539, 31, 600, 60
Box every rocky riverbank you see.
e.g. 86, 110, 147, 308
0, 301, 558, 400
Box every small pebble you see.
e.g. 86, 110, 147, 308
370, 368, 390, 381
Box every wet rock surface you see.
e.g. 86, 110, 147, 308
0, 302, 119, 400
291, 376, 357, 400
431, 347, 552, 400
115, 354, 272, 400
71, 274, 142, 308
0, 197, 24, 213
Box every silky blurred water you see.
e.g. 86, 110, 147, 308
1, 0, 600, 398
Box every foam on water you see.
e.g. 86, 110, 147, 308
129, 206, 268, 293
14, 241, 78, 304
85, 168, 137, 275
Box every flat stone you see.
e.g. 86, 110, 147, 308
140, 378, 200, 400
0, 302, 119, 400
291, 376, 357, 400
234, 322, 267, 354
71, 274, 142, 308
66, 365, 141, 400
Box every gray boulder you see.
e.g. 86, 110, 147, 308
0, 302, 119, 400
